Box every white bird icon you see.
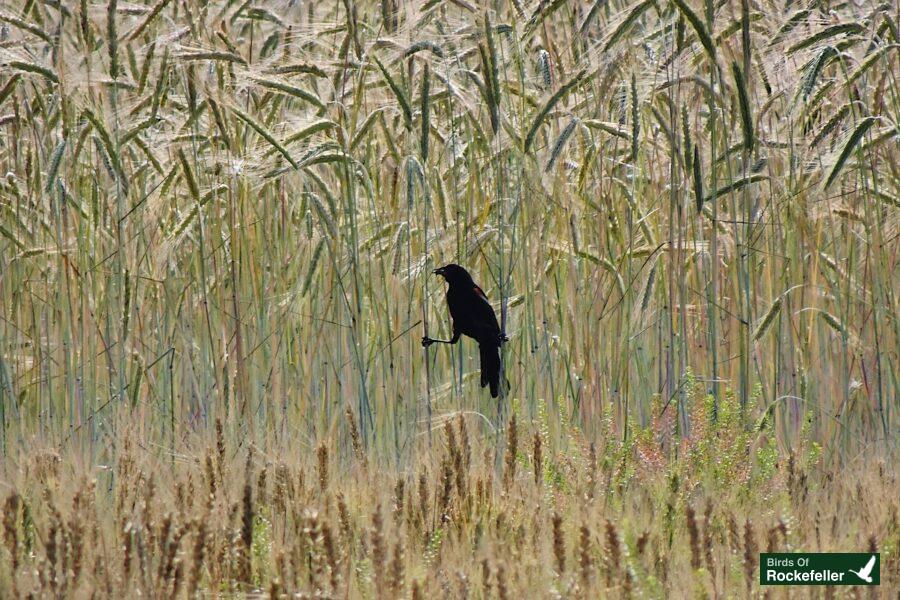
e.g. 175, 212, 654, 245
848, 555, 876, 583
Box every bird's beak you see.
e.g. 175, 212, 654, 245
433, 267, 445, 276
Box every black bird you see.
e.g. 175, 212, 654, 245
423, 264, 507, 398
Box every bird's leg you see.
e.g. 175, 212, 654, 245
499, 332, 509, 345
422, 330, 461, 347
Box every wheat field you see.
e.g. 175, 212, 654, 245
0, 0, 897, 597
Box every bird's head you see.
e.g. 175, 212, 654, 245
433, 264, 474, 286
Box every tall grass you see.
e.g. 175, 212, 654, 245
0, 0, 897, 596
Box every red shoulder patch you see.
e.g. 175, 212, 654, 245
473, 286, 487, 299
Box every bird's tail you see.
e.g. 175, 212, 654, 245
479, 343, 506, 398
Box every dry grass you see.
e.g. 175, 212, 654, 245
0, 398, 897, 597
0, 0, 897, 596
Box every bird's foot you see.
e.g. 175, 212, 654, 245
421, 336, 434, 347
499, 333, 510, 345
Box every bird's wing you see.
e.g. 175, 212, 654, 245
471, 286, 501, 336
861, 555, 876, 576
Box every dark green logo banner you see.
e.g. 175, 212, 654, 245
760, 553, 880, 585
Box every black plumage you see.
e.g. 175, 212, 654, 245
423, 264, 507, 398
